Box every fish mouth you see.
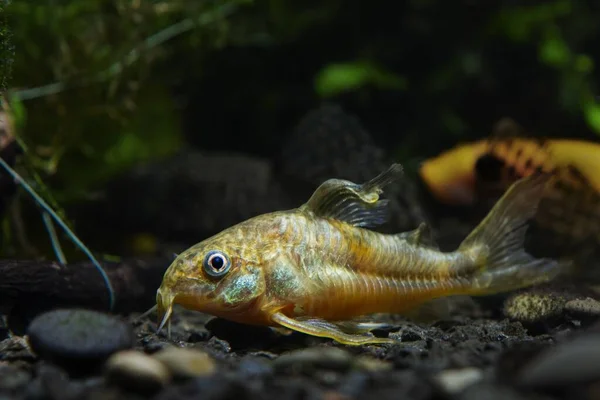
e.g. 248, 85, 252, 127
155, 285, 222, 336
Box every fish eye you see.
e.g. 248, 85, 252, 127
203, 250, 231, 278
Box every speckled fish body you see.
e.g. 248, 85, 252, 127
419, 118, 600, 206
155, 164, 571, 345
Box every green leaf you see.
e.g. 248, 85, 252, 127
584, 101, 600, 134
315, 61, 406, 97
539, 31, 570, 67
575, 54, 594, 74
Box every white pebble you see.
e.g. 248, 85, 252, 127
434, 367, 483, 394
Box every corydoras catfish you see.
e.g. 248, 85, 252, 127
154, 164, 571, 345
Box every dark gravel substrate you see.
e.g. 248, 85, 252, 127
1, 297, 600, 400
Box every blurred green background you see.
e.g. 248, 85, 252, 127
1, 0, 600, 260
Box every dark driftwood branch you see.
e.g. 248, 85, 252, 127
0, 257, 170, 333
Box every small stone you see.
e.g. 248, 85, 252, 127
0, 364, 30, 391
104, 350, 170, 394
352, 356, 393, 371
273, 347, 353, 371
399, 328, 424, 342
0, 337, 36, 362
518, 333, 600, 387
238, 356, 274, 379
503, 291, 566, 322
26, 309, 134, 369
565, 297, 600, 316
460, 383, 527, 400
153, 346, 216, 379
434, 368, 483, 394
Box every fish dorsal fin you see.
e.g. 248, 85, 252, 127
396, 222, 439, 249
300, 164, 403, 228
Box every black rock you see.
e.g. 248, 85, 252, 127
0, 364, 30, 392
72, 150, 296, 251
517, 333, 600, 388
237, 356, 274, 379
26, 308, 134, 373
278, 103, 429, 235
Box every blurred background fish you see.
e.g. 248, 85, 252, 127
418, 117, 600, 281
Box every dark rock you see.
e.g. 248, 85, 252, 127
517, 333, 600, 387
337, 370, 371, 398
367, 370, 433, 400
273, 347, 353, 373
0, 364, 30, 392
36, 363, 78, 400
0, 318, 8, 341
26, 309, 134, 372
399, 327, 426, 342
495, 340, 553, 383
21, 363, 92, 400
204, 318, 290, 350
279, 103, 389, 186
459, 382, 528, 400
73, 151, 295, 250
279, 103, 429, 235
237, 356, 274, 379
155, 374, 260, 400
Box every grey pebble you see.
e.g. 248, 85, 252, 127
352, 356, 393, 371
460, 382, 528, 400
104, 350, 171, 394
433, 367, 483, 394
518, 333, 600, 387
26, 309, 134, 368
238, 356, 274, 379
0, 364, 30, 391
565, 297, 600, 316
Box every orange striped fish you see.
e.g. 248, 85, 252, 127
419, 118, 600, 273
419, 118, 600, 206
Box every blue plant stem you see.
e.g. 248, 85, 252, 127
0, 157, 115, 310
41, 211, 66, 264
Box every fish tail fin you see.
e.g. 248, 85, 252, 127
457, 173, 573, 295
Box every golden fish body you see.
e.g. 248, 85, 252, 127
161, 212, 462, 324
156, 164, 571, 345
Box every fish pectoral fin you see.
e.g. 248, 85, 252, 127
396, 222, 439, 249
299, 164, 403, 228
331, 320, 396, 334
297, 317, 393, 334
271, 313, 395, 346
269, 326, 295, 336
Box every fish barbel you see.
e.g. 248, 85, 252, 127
155, 163, 571, 345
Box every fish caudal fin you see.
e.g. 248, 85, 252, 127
457, 173, 573, 295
